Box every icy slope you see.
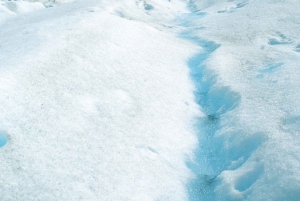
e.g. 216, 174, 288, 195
0, 0, 200, 200
1, 0, 300, 200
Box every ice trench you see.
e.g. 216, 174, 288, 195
183, 36, 241, 201
175, 6, 253, 201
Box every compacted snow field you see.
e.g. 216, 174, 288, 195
1, 0, 300, 200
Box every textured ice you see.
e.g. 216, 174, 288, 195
1, 0, 300, 200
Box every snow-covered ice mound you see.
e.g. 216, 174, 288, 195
1, 0, 300, 200
0, 0, 199, 200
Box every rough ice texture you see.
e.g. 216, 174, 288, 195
1, 0, 300, 200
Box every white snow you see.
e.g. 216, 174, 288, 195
1, 0, 300, 200
0, 0, 200, 200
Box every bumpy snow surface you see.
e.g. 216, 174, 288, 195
1, 0, 300, 200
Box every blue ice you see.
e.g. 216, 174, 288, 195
0, 131, 8, 148
180, 24, 242, 201
258, 62, 283, 73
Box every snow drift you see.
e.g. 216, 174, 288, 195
0, 0, 199, 200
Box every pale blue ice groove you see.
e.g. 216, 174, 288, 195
179, 20, 242, 201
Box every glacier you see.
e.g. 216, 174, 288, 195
1, 0, 300, 200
